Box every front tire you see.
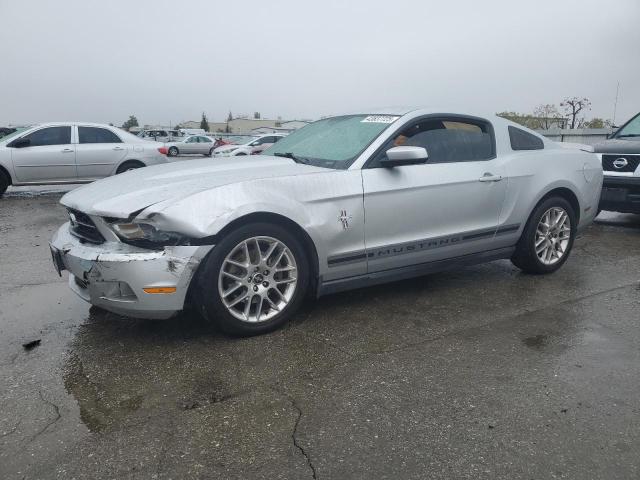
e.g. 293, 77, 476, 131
196, 223, 310, 336
208, 148, 214, 157
511, 196, 576, 274
168, 147, 179, 157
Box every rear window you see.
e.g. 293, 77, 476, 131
78, 127, 122, 144
508, 126, 544, 150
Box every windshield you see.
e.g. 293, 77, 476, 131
263, 114, 399, 169
0, 128, 27, 142
614, 112, 640, 138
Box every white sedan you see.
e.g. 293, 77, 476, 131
0, 122, 167, 196
213, 134, 286, 157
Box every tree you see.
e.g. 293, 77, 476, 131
121, 115, 139, 130
254, 112, 261, 119
582, 118, 613, 129
496, 111, 539, 129
200, 112, 209, 132
227, 111, 233, 122
560, 97, 591, 129
532, 104, 563, 130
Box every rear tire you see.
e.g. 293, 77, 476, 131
511, 196, 576, 274
195, 222, 310, 336
0, 170, 9, 196
116, 160, 144, 174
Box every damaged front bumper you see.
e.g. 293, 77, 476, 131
50, 222, 214, 319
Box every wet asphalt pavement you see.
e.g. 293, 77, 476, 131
1, 191, 639, 479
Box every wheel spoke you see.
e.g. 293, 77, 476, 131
266, 296, 280, 311
271, 287, 287, 303
222, 282, 243, 298
243, 295, 252, 320
263, 241, 278, 264
276, 265, 296, 273
227, 292, 248, 308
276, 277, 297, 285
243, 241, 252, 265
272, 248, 287, 268
255, 295, 264, 321
222, 271, 244, 282
226, 258, 249, 269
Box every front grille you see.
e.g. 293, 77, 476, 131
602, 154, 640, 173
68, 209, 105, 244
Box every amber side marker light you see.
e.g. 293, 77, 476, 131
143, 287, 177, 294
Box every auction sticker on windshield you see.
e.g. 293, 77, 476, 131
361, 115, 400, 123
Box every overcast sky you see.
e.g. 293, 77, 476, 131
1, 0, 638, 127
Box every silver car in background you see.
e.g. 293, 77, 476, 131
163, 135, 216, 157
0, 122, 167, 195
50, 108, 602, 336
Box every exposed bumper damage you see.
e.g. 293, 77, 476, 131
50, 222, 214, 319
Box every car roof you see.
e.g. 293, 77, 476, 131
31, 121, 120, 128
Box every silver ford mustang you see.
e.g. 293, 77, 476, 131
50, 108, 603, 335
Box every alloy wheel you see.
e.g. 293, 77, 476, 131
535, 207, 571, 265
217, 236, 298, 323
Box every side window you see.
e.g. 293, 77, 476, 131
508, 126, 544, 150
371, 117, 495, 166
23, 126, 71, 146
272, 136, 282, 143
186, 137, 197, 143
200, 136, 212, 143
78, 127, 122, 144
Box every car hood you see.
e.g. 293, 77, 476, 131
593, 138, 640, 154
61, 156, 327, 218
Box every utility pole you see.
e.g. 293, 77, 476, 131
613, 81, 620, 125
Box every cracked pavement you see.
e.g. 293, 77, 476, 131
1, 193, 639, 479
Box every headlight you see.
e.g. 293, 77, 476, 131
110, 222, 185, 247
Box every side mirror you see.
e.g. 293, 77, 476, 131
9, 138, 30, 148
380, 146, 428, 167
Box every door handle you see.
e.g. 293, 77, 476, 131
112, 147, 125, 151
61, 148, 74, 153
479, 173, 503, 182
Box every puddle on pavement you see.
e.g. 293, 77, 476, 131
522, 334, 548, 349
61, 307, 243, 433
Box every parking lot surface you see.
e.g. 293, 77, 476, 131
1, 191, 639, 479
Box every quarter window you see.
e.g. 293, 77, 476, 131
78, 127, 122, 144
508, 126, 544, 150
23, 126, 71, 146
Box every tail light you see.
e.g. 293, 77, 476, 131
158, 147, 168, 155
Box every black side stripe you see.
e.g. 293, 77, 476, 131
327, 252, 368, 266
327, 224, 521, 267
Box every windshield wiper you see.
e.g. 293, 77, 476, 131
616, 134, 640, 138
274, 152, 310, 164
